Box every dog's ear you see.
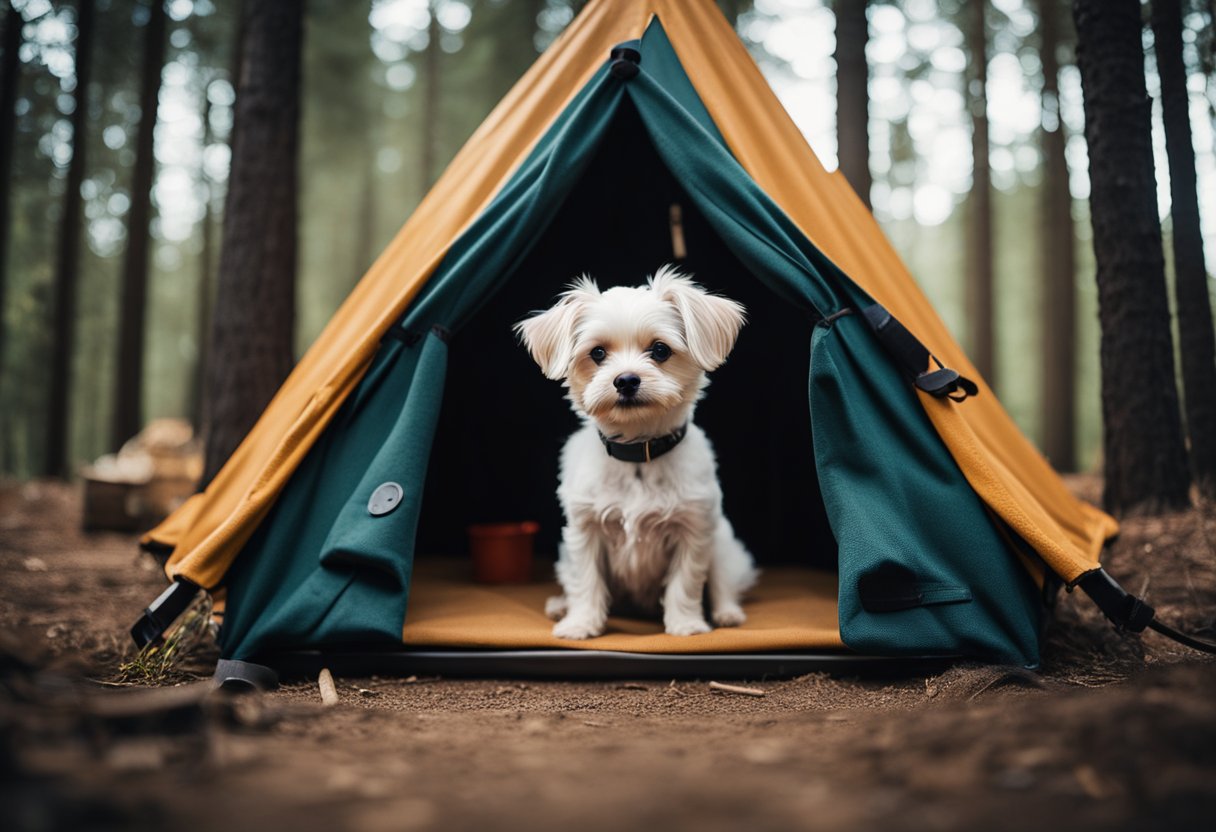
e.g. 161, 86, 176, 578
514, 277, 600, 380
650, 266, 746, 371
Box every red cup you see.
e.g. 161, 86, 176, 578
467, 522, 540, 584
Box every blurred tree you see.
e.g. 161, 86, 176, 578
1153, 0, 1216, 498
203, 0, 302, 483
834, 0, 871, 209
1037, 0, 1077, 471
1073, 0, 1190, 513
0, 1, 23, 389
421, 1, 440, 191
192, 3, 243, 434
112, 0, 166, 449
964, 0, 994, 386
191, 79, 214, 431
45, 0, 95, 478
716, 0, 752, 27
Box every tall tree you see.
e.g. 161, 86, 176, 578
420, 1, 441, 192
964, 0, 995, 385
418, 3, 442, 192
0, 1, 23, 390
834, 0, 871, 209
716, 0, 753, 28
1153, 0, 1216, 498
202, 0, 302, 483
1037, 0, 1077, 471
111, 0, 166, 449
45, 0, 95, 478
1073, 0, 1191, 514
191, 80, 215, 431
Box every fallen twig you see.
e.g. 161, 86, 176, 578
318, 668, 339, 706
708, 681, 765, 697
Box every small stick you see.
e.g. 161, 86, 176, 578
709, 681, 766, 697
318, 667, 339, 706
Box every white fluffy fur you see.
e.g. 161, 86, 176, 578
516, 266, 757, 639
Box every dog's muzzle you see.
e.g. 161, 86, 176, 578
613, 373, 641, 398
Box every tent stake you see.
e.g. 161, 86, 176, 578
318, 667, 339, 706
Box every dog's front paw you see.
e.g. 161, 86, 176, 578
665, 617, 712, 637
544, 595, 569, 621
712, 605, 746, 628
552, 617, 605, 640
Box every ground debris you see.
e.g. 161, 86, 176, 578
709, 681, 766, 697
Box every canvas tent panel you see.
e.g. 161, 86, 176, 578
215, 24, 1043, 667
650, 1, 1117, 580
142, 0, 1114, 599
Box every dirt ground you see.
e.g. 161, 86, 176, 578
2, 479, 1215, 832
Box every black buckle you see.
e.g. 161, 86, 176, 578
130, 580, 201, 648
862, 304, 978, 402
916, 368, 980, 402
1075, 569, 1156, 633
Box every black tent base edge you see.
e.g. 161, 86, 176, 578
224, 649, 962, 687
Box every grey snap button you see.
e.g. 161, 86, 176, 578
368, 482, 404, 516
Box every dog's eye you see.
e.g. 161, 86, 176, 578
649, 342, 672, 362
589, 346, 607, 364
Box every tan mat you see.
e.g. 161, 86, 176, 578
403, 559, 843, 653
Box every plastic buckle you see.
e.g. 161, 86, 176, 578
130, 580, 201, 648
1076, 569, 1156, 634
916, 368, 978, 401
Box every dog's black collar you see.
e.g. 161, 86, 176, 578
598, 424, 688, 463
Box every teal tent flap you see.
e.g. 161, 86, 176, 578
217, 18, 1043, 666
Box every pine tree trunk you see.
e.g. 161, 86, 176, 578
202, 0, 302, 484
45, 0, 95, 478
1038, 0, 1077, 471
965, 0, 995, 387
191, 86, 214, 432
1073, 0, 1191, 514
112, 0, 167, 449
420, 4, 441, 193
0, 2, 23, 402
1152, 0, 1216, 499
834, 0, 871, 209
716, 0, 751, 28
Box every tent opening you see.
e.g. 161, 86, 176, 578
414, 97, 838, 582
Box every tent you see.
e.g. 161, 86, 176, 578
131, 0, 1141, 684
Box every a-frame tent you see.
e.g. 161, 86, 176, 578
134, 0, 1125, 680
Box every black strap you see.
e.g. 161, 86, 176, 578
599, 424, 688, 463
861, 304, 979, 402
130, 580, 201, 648
1075, 568, 1216, 654
213, 659, 280, 692
1075, 568, 1156, 632
1147, 619, 1216, 654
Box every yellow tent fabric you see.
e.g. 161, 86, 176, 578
145, 0, 1115, 591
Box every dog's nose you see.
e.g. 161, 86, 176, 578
614, 373, 641, 397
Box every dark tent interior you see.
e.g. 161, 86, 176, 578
415, 100, 838, 571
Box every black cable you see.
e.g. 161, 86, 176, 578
1147, 618, 1216, 655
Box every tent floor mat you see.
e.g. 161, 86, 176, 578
264, 648, 959, 680
256, 563, 960, 679
398, 559, 845, 654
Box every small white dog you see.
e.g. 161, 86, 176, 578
515, 266, 757, 639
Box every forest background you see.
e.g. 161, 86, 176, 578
1, 0, 1214, 481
